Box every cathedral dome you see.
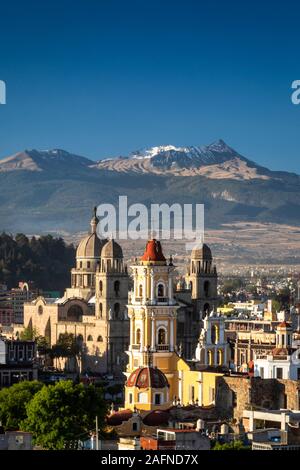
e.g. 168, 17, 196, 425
76, 208, 106, 259
76, 233, 105, 259
191, 243, 212, 260
141, 239, 166, 263
101, 239, 123, 259
126, 366, 169, 389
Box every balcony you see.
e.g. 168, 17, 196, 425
156, 344, 169, 351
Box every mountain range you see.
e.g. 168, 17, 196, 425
0, 140, 300, 235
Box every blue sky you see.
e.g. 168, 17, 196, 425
0, 0, 300, 172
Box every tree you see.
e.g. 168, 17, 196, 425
22, 381, 108, 450
212, 440, 250, 451
50, 332, 82, 371
19, 325, 38, 341
0, 381, 43, 430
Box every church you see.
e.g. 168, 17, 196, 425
20, 208, 225, 392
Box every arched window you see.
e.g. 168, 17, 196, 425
157, 283, 164, 297
207, 350, 213, 366
87, 335, 93, 341
80, 261, 83, 268
67, 304, 83, 321
203, 303, 210, 317
87, 261, 90, 269
136, 328, 141, 345
189, 281, 193, 291
99, 302, 103, 318
114, 280, 120, 295
114, 303, 120, 319
99, 281, 103, 295
211, 324, 219, 345
204, 280, 210, 297
217, 349, 223, 365
139, 284, 143, 298
97, 335, 103, 342
158, 327, 166, 345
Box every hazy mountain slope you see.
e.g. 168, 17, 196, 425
0, 141, 299, 234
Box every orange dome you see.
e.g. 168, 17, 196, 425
126, 366, 169, 388
141, 239, 166, 263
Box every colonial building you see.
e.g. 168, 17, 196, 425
21, 209, 130, 376
123, 239, 225, 413
19, 209, 220, 378
254, 321, 300, 380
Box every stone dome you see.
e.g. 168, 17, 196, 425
191, 243, 212, 260
76, 208, 105, 259
101, 239, 123, 259
126, 366, 169, 389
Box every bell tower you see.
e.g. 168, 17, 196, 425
126, 239, 179, 401
95, 239, 129, 374
186, 243, 218, 318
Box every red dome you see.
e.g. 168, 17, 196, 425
141, 239, 166, 263
143, 410, 170, 426
126, 367, 169, 388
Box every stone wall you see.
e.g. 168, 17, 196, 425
216, 375, 300, 422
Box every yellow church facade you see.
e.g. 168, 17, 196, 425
124, 239, 224, 412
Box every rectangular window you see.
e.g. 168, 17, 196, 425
260, 367, 264, 379
18, 346, 24, 361
297, 369, 300, 380
129, 393, 133, 404
154, 393, 161, 405
27, 345, 34, 361
276, 368, 283, 379
9, 347, 15, 361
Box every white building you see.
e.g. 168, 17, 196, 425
254, 322, 300, 380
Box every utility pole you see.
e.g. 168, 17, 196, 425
95, 415, 99, 450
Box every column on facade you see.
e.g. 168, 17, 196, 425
170, 316, 174, 351
150, 271, 155, 304
151, 313, 155, 351
214, 347, 217, 367
168, 273, 173, 303
134, 269, 138, 301
143, 269, 147, 303
198, 373, 203, 406
129, 314, 134, 351
140, 313, 144, 353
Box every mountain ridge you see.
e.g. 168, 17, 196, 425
0, 140, 300, 234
